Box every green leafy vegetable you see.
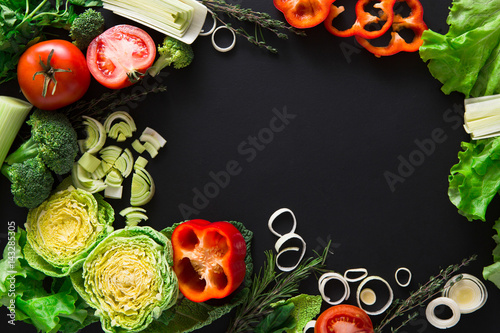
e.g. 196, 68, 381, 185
24, 187, 114, 277
271, 294, 322, 333
448, 137, 500, 221
69, 8, 105, 49
70, 226, 178, 333
148, 36, 194, 77
419, 0, 500, 97
0, 228, 97, 333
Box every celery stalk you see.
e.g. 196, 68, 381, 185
0, 96, 33, 166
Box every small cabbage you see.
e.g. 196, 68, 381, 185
71, 226, 178, 333
24, 186, 114, 277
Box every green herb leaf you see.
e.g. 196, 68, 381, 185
68, 0, 103, 6
271, 294, 322, 333
255, 302, 296, 333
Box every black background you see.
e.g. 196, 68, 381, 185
1, 0, 499, 332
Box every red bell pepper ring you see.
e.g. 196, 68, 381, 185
274, 0, 336, 29
355, 0, 428, 56
171, 219, 247, 302
324, 0, 397, 39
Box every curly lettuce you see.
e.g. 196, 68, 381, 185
70, 226, 178, 333
419, 0, 500, 97
24, 187, 114, 277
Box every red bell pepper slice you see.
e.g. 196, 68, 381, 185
324, 0, 397, 39
274, 0, 336, 29
171, 219, 247, 302
355, 0, 427, 56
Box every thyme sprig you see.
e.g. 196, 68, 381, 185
62, 84, 167, 129
226, 244, 330, 333
199, 0, 305, 53
375, 254, 477, 333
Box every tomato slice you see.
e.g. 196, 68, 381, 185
315, 304, 374, 333
86, 24, 156, 89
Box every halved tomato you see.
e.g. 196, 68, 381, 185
86, 24, 156, 89
315, 304, 374, 333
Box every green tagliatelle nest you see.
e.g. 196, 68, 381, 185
24, 186, 114, 277
71, 226, 179, 333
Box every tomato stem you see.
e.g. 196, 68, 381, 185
32, 49, 72, 97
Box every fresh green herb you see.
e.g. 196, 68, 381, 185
148, 36, 194, 77
270, 294, 323, 333
4, 109, 78, 175
69, 8, 105, 49
200, 0, 306, 53
375, 255, 477, 333
226, 245, 329, 333
255, 302, 296, 333
62, 84, 168, 129
419, 0, 500, 97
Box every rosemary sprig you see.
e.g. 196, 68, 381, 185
61, 84, 167, 129
199, 0, 305, 53
375, 254, 477, 333
226, 244, 330, 333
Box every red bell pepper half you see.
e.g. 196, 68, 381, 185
324, 0, 397, 39
274, 0, 336, 29
171, 219, 247, 302
355, 0, 428, 56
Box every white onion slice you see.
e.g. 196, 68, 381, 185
395, 267, 412, 287
274, 232, 306, 272
303, 321, 316, 332
344, 268, 368, 283
356, 276, 393, 315
318, 272, 350, 305
425, 297, 461, 329
268, 208, 297, 237
211, 26, 236, 53
442, 273, 488, 314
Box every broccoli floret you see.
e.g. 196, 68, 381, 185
1, 156, 54, 209
69, 8, 105, 49
148, 36, 194, 77
5, 109, 78, 175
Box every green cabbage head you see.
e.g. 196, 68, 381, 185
71, 226, 179, 333
24, 186, 114, 277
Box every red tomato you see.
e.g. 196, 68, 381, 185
86, 24, 156, 89
17, 40, 90, 111
315, 304, 374, 333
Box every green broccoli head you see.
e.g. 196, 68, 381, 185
69, 8, 105, 49
148, 36, 194, 76
1, 156, 54, 209
5, 110, 79, 175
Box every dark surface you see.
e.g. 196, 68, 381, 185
1, 0, 499, 332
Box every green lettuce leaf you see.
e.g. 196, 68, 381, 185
419, 0, 500, 97
157, 220, 254, 332
270, 294, 322, 333
0, 228, 97, 332
448, 137, 500, 221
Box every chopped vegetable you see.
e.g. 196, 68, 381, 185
104, 110, 137, 140
135, 156, 149, 169
101, 0, 207, 44
69, 8, 105, 49
318, 272, 350, 305
315, 304, 374, 333
4, 109, 79, 175
104, 184, 123, 199
1, 156, 54, 209
81, 115, 107, 154
463, 94, 500, 139
442, 273, 488, 314
425, 297, 461, 329
130, 166, 155, 206
72, 163, 108, 193
114, 148, 134, 178
171, 219, 247, 302
99, 145, 123, 165
24, 186, 114, 277
419, 0, 500, 97
120, 206, 148, 226
105, 168, 123, 187
148, 36, 194, 77
356, 276, 393, 315
0, 96, 33, 167
132, 139, 146, 154
86, 25, 157, 89
355, 0, 428, 57
70, 226, 179, 333
324, 0, 396, 39
274, 0, 335, 29
78, 152, 102, 173
143, 141, 159, 158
